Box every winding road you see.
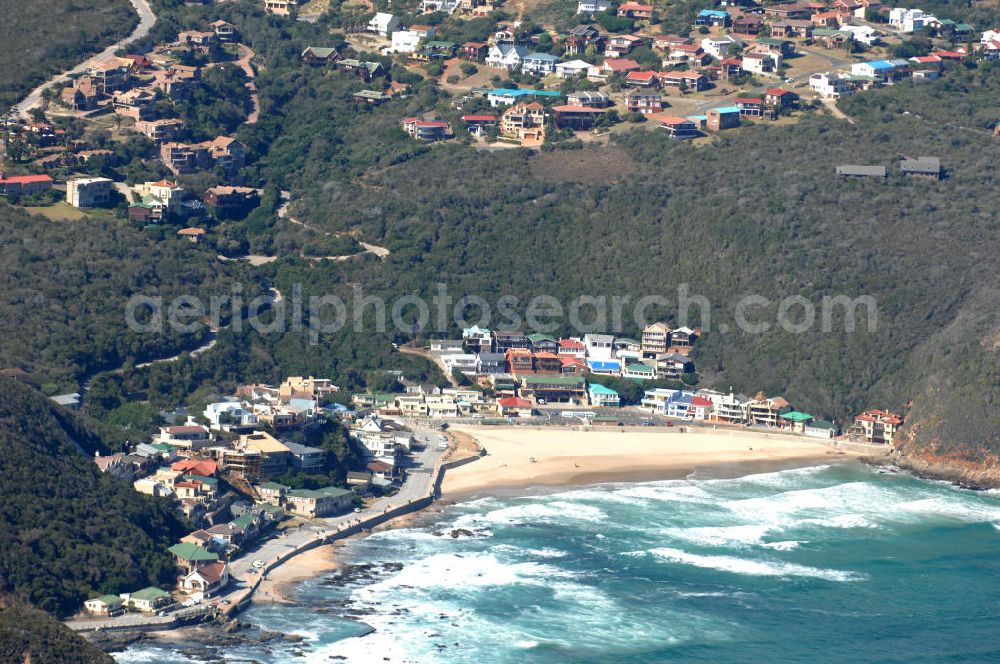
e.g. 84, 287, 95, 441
13, 0, 156, 119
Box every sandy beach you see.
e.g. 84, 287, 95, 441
441, 425, 857, 496
255, 543, 341, 603
239, 425, 862, 607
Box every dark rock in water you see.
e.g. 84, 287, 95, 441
432, 531, 444, 537
86, 630, 145, 653
222, 619, 246, 633
450, 528, 475, 538
383, 562, 404, 571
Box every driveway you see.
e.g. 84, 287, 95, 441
13, 0, 156, 119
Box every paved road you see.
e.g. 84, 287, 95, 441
13, 0, 157, 119
276, 192, 391, 259
223, 426, 448, 586
67, 427, 453, 631
686, 45, 856, 114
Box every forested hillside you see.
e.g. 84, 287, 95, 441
0, 0, 137, 107
0, 605, 112, 664
0, 202, 258, 393
89, 2, 1000, 476
0, 379, 188, 617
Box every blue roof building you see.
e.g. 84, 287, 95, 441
697, 9, 732, 24
587, 359, 622, 375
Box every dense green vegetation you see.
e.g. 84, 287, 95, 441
0, 379, 189, 617
840, 61, 1000, 131
99, 2, 1000, 461
0, 0, 138, 107
0, 605, 112, 664
0, 0, 999, 643
0, 202, 261, 393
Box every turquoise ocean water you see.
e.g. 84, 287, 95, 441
116, 462, 1000, 663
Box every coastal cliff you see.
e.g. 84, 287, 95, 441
888, 285, 1000, 489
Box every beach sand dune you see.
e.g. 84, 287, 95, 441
441, 425, 855, 496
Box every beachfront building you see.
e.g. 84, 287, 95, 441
697, 389, 746, 425
744, 395, 792, 427
519, 374, 587, 404
285, 486, 354, 518
848, 409, 903, 445
85, 595, 124, 616
497, 397, 534, 417
588, 383, 621, 407
640, 388, 683, 414
120, 587, 170, 613
778, 410, 814, 433
805, 420, 839, 439
180, 561, 229, 597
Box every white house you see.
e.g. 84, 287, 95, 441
204, 401, 258, 431
441, 353, 478, 374
391, 30, 423, 53
583, 334, 614, 359
741, 51, 780, 75
66, 177, 113, 207
577, 0, 610, 13
701, 35, 742, 59
851, 60, 896, 78
809, 71, 852, 97
555, 59, 593, 78
839, 24, 882, 45
521, 52, 562, 75
180, 562, 229, 598
888, 7, 931, 33
640, 388, 682, 414
588, 383, 620, 407
486, 44, 528, 70
696, 389, 746, 424
419, 0, 459, 12
367, 12, 399, 37
982, 29, 1000, 45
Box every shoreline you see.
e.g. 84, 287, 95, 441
238, 425, 866, 605
439, 424, 864, 497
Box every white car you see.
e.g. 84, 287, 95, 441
438, 441, 450, 449
252, 560, 266, 569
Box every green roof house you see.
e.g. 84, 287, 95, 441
779, 410, 814, 432
84, 594, 123, 615
126, 586, 170, 612
168, 542, 219, 571
805, 419, 839, 439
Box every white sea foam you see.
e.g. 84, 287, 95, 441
802, 514, 878, 529
454, 500, 607, 528
647, 547, 866, 582
663, 524, 773, 548
694, 464, 834, 493
891, 497, 1000, 523
358, 552, 575, 594
555, 486, 651, 506
761, 540, 802, 551
614, 482, 715, 504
